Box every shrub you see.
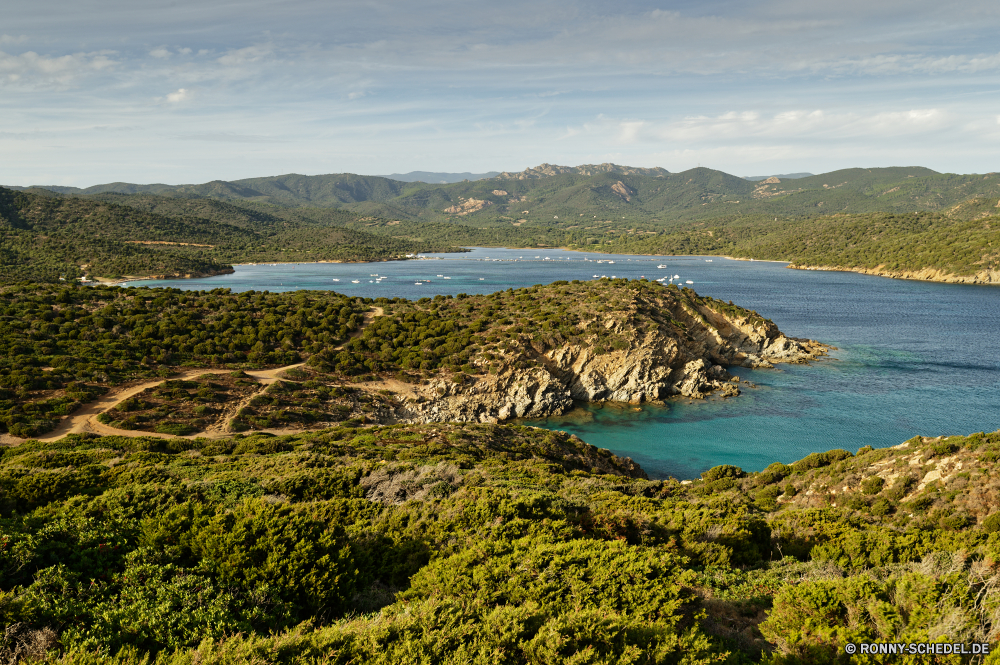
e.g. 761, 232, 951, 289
982, 513, 1000, 533
701, 464, 745, 482
194, 498, 357, 616
861, 476, 885, 495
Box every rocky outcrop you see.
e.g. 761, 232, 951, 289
390, 286, 828, 424
494, 163, 670, 180
788, 263, 1000, 285
443, 198, 491, 215
611, 181, 635, 202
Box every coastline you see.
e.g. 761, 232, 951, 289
91, 245, 998, 289
787, 263, 1000, 285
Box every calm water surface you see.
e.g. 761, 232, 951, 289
129, 248, 1000, 479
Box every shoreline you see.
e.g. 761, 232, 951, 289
787, 263, 1000, 286
89, 246, 996, 289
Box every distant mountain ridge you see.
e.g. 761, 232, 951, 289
743, 173, 814, 181
376, 171, 501, 183
493, 163, 670, 180
10, 164, 996, 227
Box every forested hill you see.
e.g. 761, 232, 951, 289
0, 187, 463, 284
8, 164, 999, 224
7, 164, 1000, 284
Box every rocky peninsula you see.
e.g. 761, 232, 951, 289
305, 278, 830, 425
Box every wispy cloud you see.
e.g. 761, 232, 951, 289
3, 0, 1000, 183
0, 49, 117, 86
176, 132, 285, 143
164, 88, 190, 103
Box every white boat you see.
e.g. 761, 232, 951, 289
674, 274, 680, 279
593, 275, 599, 278
479, 278, 485, 280
607, 261, 615, 264
686, 280, 694, 284
332, 278, 340, 282
351, 280, 360, 283
415, 282, 423, 285
657, 264, 667, 269
443, 276, 451, 279
705, 260, 713, 262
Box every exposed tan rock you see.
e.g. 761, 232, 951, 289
389, 290, 827, 424
611, 181, 635, 202
443, 198, 491, 215
788, 263, 1000, 285
494, 163, 670, 180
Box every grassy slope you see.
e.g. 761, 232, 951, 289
0, 188, 463, 284
3, 426, 1000, 663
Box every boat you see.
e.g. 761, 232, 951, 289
332, 278, 340, 282
443, 277, 451, 279
351, 280, 360, 284
705, 260, 713, 262
686, 280, 694, 284
479, 278, 485, 280
415, 282, 423, 285
657, 264, 667, 269
674, 275, 680, 279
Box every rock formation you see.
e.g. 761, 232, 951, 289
391, 284, 828, 424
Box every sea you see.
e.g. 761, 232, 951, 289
127, 247, 1000, 479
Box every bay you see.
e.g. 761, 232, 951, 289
128, 248, 1000, 479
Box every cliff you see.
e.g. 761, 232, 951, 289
369, 280, 829, 424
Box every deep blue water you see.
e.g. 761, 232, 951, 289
128, 248, 1000, 479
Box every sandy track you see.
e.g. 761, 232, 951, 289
17, 306, 387, 444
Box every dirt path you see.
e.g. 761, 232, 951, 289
33, 363, 307, 442
18, 306, 388, 445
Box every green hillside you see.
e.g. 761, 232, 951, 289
0, 188, 464, 284
14, 164, 996, 224
8, 164, 1000, 282
3, 421, 1000, 663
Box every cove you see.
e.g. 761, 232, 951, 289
128, 248, 1000, 479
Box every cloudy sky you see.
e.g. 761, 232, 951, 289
3, 0, 1000, 185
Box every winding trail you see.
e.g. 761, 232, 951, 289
24, 306, 386, 444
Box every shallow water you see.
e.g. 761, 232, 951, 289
128, 248, 1000, 479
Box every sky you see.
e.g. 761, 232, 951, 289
3, 0, 1000, 186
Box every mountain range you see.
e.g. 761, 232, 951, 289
6, 163, 993, 225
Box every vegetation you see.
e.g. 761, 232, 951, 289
1, 279, 769, 439
0, 187, 463, 284
609, 210, 1000, 278
3, 424, 1000, 663
0, 284, 370, 437
8, 164, 1000, 283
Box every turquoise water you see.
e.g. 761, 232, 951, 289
129, 248, 1000, 479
